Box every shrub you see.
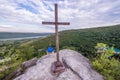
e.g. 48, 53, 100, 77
93, 43, 120, 80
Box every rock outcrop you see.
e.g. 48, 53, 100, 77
14, 49, 104, 80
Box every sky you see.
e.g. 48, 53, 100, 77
0, 0, 120, 33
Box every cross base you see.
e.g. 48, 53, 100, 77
51, 61, 65, 75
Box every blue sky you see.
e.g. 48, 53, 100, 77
0, 0, 120, 33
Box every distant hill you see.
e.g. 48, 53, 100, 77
29, 24, 120, 57
0, 32, 52, 39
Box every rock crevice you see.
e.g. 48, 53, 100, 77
62, 58, 83, 80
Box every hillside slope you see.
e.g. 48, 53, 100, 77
30, 25, 120, 57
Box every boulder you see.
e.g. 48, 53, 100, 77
14, 49, 104, 80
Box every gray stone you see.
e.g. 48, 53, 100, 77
14, 49, 104, 80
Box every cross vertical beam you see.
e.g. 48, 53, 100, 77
42, 4, 70, 74
55, 4, 59, 62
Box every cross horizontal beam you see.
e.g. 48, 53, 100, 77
42, 22, 70, 25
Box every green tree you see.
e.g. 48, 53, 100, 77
95, 43, 107, 49
20, 45, 35, 60
93, 43, 120, 80
93, 53, 120, 80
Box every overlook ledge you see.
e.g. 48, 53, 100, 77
14, 49, 104, 80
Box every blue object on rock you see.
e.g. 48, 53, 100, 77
46, 46, 54, 53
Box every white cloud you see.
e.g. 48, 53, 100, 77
0, 0, 120, 33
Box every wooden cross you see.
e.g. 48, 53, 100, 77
42, 4, 70, 62
42, 4, 70, 74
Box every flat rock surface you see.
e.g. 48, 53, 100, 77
14, 49, 104, 80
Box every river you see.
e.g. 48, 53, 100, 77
0, 36, 46, 41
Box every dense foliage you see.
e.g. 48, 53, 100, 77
93, 43, 120, 80
0, 39, 42, 80
30, 25, 120, 58
93, 54, 120, 80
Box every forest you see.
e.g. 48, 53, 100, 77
0, 24, 120, 80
